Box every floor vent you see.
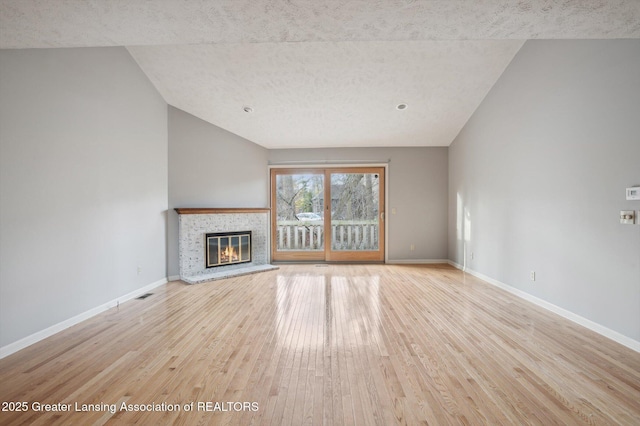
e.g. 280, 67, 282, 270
136, 293, 153, 300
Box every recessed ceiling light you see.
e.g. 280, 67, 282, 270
243, 106, 254, 113
396, 103, 407, 110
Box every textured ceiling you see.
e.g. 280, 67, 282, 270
128, 41, 523, 148
2, 0, 639, 47
2, 1, 639, 148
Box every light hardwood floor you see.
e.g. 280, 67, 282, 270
1, 264, 639, 425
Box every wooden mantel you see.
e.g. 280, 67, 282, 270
174, 207, 270, 215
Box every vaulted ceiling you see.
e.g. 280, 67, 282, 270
2, 1, 639, 148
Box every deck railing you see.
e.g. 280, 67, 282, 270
276, 221, 379, 251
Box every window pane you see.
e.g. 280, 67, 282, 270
275, 173, 324, 252
330, 173, 379, 251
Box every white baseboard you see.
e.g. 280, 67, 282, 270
387, 259, 450, 264
168, 275, 181, 282
447, 261, 640, 353
447, 260, 465, 270
0, 277, 168, 359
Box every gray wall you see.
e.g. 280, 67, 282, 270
0, 48, 168, 347
269, 147, 449, 262
168, 107, 269, 277
448, 40, 640, 341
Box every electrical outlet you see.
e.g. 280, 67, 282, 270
471, 252, 474, 260
620, 210, 635, 225
137, 266, 142, 275
410, 244, 415, 251
530, 271, 536, 281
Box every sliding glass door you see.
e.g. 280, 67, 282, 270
326, 168, 384, 261
271, 167, 385, 262
272, 170, 326, 261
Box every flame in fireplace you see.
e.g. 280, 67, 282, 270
221, 245, 239, 263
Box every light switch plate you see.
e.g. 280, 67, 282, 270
626, 187, 640, 200
620, 210, 635, 225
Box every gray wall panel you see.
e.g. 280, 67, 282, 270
0, 47, 168, 347
448, 40, 640, 341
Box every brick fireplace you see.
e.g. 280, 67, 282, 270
175, 208, 278, 283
